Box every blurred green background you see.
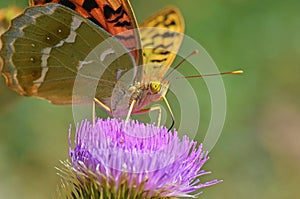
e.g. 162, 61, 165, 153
1, 0, 299, 198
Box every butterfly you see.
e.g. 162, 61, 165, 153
29, 0, 142, 65
0, 1, 184, 127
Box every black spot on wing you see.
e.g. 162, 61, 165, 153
115, 21, 131, 27
104, 5, 122, 19
104, 5, 114, 19
151, 58, 168, 63
31, 0, 53, 4
152, 19, 176, 28
104, 5, 131, 27
60, 0, 76, 10
142, 42, 154, 48
152, 32, 176, 40
82, 0, 98, 12
152, 10, 177, 28
157, 50, 170, 55
165, 20, 176, 27
154, 43, 174, 51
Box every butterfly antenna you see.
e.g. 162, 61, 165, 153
163, 50, 199, 80
180, 69, 244, 79
163, 96, 175, 131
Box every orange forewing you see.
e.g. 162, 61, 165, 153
29, 0, 141, 64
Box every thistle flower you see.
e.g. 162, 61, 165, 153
57, 118, 221, 198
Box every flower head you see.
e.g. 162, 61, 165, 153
58, 118, 221, 198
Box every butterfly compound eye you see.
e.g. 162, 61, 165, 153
150, 82, 162, 94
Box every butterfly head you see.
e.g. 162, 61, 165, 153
148, 80, 170, 101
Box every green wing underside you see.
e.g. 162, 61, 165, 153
0, 4, 135, 105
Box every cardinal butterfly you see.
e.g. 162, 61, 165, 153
0, 0, 184, 127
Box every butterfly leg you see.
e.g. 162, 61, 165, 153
132, 106, 162, 127
131, 96, 174, 130
125, 100, 137, 125
92, 100, 95, 126
93, 98, 113, 125
94, 98, 112, 113
162, 96, 175, 130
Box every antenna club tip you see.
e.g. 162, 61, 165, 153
193, 49, 199, 54
232, 70, 244, 74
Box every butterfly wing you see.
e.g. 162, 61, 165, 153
139, 7, 184, 82
0, 4, 136, 105
30, 0, 142, 65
